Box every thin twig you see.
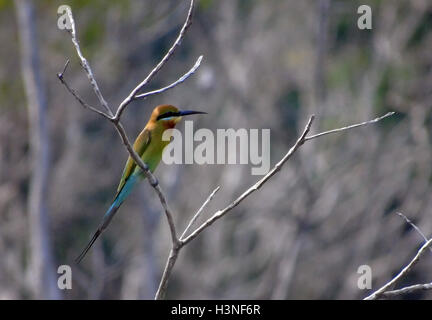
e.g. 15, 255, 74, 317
363, 213, 432, 299
59, 59, 70, 76
114, 0, 196, 120
381, 282, 432, 298
135, 55, 203, 100
181, 186, 220, 240
57, 69, 109, 119
396, 212, 431, 252
364, 238, 432, 300
65, 7, 113, 117
305, 112, 395, 141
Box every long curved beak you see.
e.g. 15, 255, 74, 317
179, 110, 207, 116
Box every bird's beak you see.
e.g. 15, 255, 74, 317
178, 110, 207, 116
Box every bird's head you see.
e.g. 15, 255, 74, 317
151, 104, 206, 128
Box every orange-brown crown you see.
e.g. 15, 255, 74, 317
150, 104, 179, 121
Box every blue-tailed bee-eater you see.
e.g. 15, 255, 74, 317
76, 104, 206, 263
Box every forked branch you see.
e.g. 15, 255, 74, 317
155, 111, 395, 299
363, 213, 432, 299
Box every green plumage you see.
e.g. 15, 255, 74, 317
76, 105, 204, 264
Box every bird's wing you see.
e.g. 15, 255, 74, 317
114, 128, 151, 199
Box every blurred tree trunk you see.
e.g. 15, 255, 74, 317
15, 0, 60, 299
314, 0, 330, 117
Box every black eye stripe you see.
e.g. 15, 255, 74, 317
157, 111, 180, 121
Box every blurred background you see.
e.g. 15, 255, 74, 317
0, 0, 431, 299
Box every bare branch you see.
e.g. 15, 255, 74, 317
155, 246, 180, 300
135, 55, 203, 100
114, 0, 196, 120
364, 238, 432, 300
380, 282, 432, 298
305, 112, 395, 141
59, 59, 70, 76
57, 64, 110, 119
185, 112, 395, 245
363, 212, 432, 300
155, 185, 220, 300
155, 111, 395, 298
181, 115, 316, 245
65, 7, 113, 117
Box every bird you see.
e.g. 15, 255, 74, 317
76, 104, 206, 263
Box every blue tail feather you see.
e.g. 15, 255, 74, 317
101, 173, 138, 229
75, 173, 139, 264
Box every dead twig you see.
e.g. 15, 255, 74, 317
364, 238, 432, 300
380, 282, 432, 298
396, 212, 431, 251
